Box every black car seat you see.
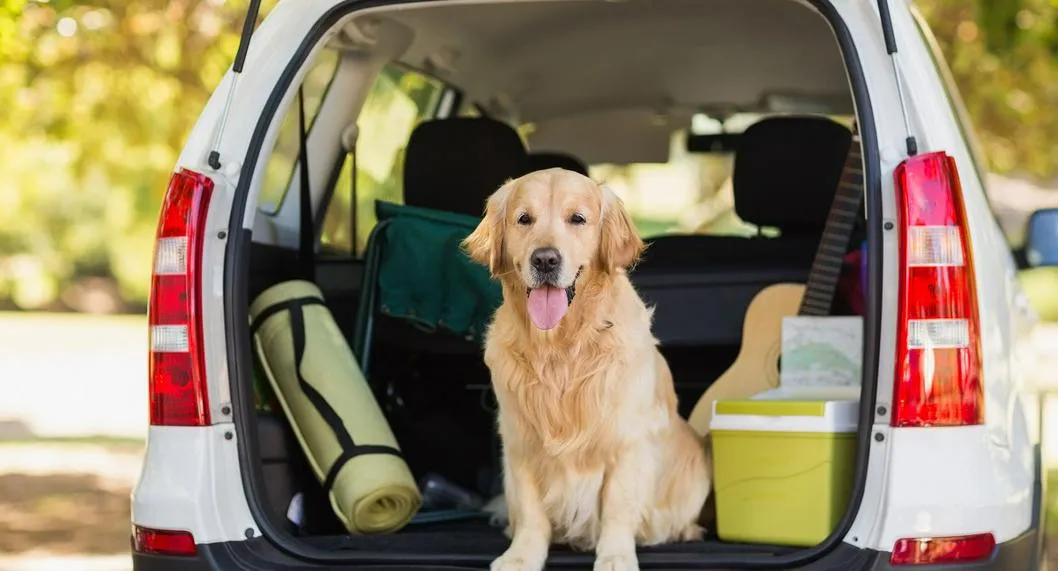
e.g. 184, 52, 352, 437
528, 151, 590, 176
630, 116, 854, 344
402, 116, 532, 217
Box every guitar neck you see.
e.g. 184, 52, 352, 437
798, 135, 863, 317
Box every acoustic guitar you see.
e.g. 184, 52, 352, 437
686, 127, 864, 436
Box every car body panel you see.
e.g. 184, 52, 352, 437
842, 0, 1039, 553
132, 426, 258, 544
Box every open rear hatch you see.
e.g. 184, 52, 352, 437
220, 0, 896, 567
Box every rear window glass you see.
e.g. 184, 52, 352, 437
319, 65, 447, 256
591, 113, 854, 238
257, 48, 341, 215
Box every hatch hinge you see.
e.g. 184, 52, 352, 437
208, 0, 264, 170
875, 0, 918, 157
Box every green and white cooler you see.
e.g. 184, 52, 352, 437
709, 396, 859, 547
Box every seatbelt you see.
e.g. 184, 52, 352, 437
340, 124, 359, 255
797, 124, 864, 316
350, 144, 357, 253
297, 87, 315, 282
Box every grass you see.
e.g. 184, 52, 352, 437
0, 309, 145, 328
1049, 470, 1058, 535
0, 435, 145, 451
0, 311, 147, 441
0, 472, 132, 555
1021, 268, 1058, 322
0, 439, 144, 556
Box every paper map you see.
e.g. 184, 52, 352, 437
780, 316, 863, 389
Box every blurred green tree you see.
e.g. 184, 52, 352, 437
916, 0, 1058, 179
0, 0, 272, 310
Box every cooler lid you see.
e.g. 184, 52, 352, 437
710, 399, 859, 433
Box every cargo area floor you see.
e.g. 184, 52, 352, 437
300, 519, 799, 557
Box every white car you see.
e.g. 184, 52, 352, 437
131, 0, 1056, 570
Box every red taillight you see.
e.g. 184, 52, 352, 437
889, 533, 995, 565
133, 525, 198, 557
892, 152, 983, 427
148, 169, 214, 426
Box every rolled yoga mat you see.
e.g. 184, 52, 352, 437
250, 280, 421, 534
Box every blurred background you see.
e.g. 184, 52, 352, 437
2, 0, 1058, 569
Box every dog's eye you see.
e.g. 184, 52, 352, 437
569, 213, 586, 225
517, 213, 533, 225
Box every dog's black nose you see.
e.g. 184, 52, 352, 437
531, 247, 562, 273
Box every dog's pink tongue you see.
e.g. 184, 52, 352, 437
527, 286, 569, 330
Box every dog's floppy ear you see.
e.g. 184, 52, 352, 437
463, 179, 514, 276
597, 185, 644, 272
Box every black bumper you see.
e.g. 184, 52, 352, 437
132, 524, 1041, 571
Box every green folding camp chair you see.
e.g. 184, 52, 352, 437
351, 200, 503, 375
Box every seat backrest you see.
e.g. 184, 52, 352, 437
528, 151, 589, 176
732, 115, 853, 239
638, 115, 853, 270
403, 117, 531, 217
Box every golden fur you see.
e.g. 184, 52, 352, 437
462, 168, 712, 571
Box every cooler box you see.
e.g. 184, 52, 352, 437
710, 398, 858, 547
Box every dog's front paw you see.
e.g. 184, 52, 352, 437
678, 523, 704, 542
491, 552, 545, 571
593, 552, 639, 571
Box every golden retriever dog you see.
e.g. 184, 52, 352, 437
462, 168, 711, 571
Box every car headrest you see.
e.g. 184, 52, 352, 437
732, 116, 853, 235
403, 117, 531, 217
528, 151, 590, 176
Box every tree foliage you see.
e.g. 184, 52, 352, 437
916, 0, 1058, 179
0, 0, 1055, 311
0, 0, 271, 310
